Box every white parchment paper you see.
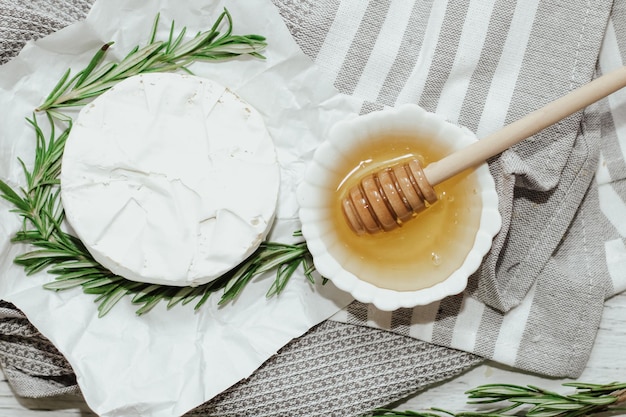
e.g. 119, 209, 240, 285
0, 1, 360, 415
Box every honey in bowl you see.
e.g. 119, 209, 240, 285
330, 134, 482, 292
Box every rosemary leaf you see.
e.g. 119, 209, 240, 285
193, 288, 214, 311
266, 260, 300, 297
302, 257, 316, 284
74, 42, 113, 88
45, 71, 84, 109
148, 14, 160, 43
131, 284, 167, 303
134, 294, 167, 316
526, 411, 573, 417
44, 276, 100, 290
181, 286, 207, 306
166, 286, 197, 309
82, 275, 123, 290
80, 61, 116, 89
255, 247, 308, 274
83, 282, 121, 295
108, 42, 166, 78
556, 395, 616, 406
48, 268, 105, 281
0, 179, 28, 211
466, 384, 539, 399
42, 68, 71, 104
220, 270, 255, 304
45, 110, 73, 123
167, 24, 187, 54
13, 230, 43, 241
15, 248, 76, 261
19, 258, 55, 275
167, 31, 218, 60
97, 285, 131, 317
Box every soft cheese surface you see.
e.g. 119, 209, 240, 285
61, 73, 280, 286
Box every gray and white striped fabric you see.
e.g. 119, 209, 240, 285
2, 0, 626, 415
275, 0, 626, 378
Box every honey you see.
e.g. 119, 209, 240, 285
329, 134, 482, 291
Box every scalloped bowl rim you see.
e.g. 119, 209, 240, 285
297, 103, 501, 311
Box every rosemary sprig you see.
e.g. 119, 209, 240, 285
37, 8, 267, 112
0, 11, 319, 317
370, 381, 626, 417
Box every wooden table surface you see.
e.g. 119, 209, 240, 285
1, 291, 625, 416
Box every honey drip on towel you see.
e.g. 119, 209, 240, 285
330, 134, 482, 291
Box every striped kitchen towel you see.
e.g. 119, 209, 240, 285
2, 0, 626, 416
275, 0, 626, 378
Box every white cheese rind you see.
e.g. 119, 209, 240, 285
61, 73, 280, 286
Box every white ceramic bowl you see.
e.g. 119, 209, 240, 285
297, 103, 501, 311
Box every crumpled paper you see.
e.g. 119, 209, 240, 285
0, 0, 360, 415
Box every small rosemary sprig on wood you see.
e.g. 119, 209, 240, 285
0, 10, 318, 317
37, 8, 267, 113
371, 381, 626, 417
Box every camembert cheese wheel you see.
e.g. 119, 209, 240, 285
61, 73, 280, 287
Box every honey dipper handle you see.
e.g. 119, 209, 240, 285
423, 66, 626, 186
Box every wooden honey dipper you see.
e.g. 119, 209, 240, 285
343, 66, 626, 235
